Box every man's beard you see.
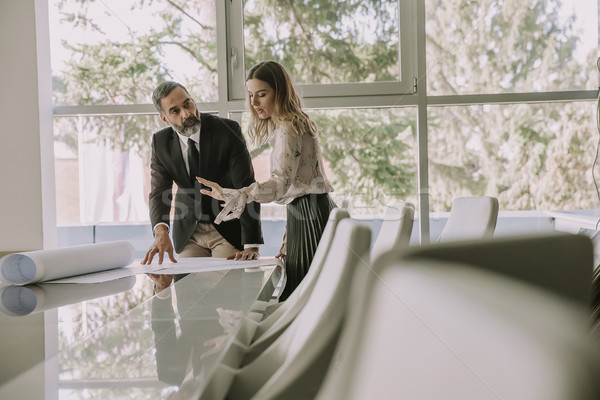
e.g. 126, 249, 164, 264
171, 110, 201, 137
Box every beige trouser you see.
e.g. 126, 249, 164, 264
178, 222, 239, 258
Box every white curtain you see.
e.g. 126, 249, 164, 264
78, 121, 148, 223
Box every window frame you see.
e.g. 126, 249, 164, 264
225, 0, 418, 106
49, 0, 600, 244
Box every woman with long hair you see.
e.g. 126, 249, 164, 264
197, 60, 336, 300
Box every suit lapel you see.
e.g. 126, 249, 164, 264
199, 114, 212, 178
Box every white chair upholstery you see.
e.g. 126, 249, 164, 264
199, 219, 372, 400
230, 208, 350, 363
370, 201, 414, 261
317, 256, 600, 400
438, 196, 499, 242
399, 233, 594, 306
250, 208, 349, 314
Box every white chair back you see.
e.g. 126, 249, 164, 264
401, 233, 593, 306
317, 257, 600, 400
438, 196, 498, 242
245, 208, 350, 354
370, 201, 414, 261
200, 219, 371, 400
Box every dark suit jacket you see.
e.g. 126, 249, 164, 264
149, 114, 263, 253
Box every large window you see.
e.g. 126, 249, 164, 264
426, 0, 598, 95
228, 0, 416, 100
425, 0, 599, 213
238, 107, 419, 216
50, 0, 219, 107
428, 102, 598, 211
50, 0, 417, 225
49, 0, 599, 239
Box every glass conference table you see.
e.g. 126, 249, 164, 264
0, 263, 282, 399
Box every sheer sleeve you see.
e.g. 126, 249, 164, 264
214, 130, 302, 224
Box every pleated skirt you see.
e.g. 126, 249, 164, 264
280, 193, 337, 301
592, 267, 600, 339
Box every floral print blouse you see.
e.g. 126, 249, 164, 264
214, 124, 333, 224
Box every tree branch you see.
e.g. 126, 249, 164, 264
286, 0, 314, 77
166, 0, 210, 30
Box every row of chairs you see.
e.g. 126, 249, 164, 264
197, 197, 600, 399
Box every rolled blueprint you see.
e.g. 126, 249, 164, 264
0, 241, 135, 285
0, 276, 137, 316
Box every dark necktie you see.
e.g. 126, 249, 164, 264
187, 138, 199, 184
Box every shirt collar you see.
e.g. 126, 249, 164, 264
175, 127, 201, 146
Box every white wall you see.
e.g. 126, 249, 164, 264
0, 0, 55, 252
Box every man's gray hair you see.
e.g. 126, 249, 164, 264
152, 81, 189, 114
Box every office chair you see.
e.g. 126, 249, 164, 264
437, 196, 499, 242
231, 208, 351, 361
198, 220, 372, 400
370, 201, 414, 261
316, 256, 600, 400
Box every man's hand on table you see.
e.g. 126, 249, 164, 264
227, 247, 260, 261
142, 225, 177, 265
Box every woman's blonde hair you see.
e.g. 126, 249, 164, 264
246, 61, 317, 144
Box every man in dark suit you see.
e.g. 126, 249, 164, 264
142, 81, 263, 271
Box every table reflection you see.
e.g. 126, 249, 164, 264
0, 277, 136, 317
151, 270, 258, 399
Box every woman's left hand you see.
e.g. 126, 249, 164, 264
197, 177, 224, 201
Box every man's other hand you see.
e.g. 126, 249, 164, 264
142, 225, 177, 264
227, 247, 259, 261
